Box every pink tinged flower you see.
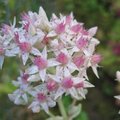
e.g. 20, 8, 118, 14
21, 12, 31, 23
71, 24, 82, 33
19, 42, 32, 53
56, 52, 68, 65
34, 56, 48, 70
46, 80, 58, 91
55, 23, 65, 34
62, 77, 73, 89
37, 93, 47, 102
1, 24, 11, 34
76, 37, 88, 49
91, 54, 102, 64
73, 56, 85, 68
22, 73, 29, 84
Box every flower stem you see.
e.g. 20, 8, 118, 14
58, 97, 68, 120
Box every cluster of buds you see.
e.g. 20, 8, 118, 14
0, 7, 101, 114
115, 71, 120, 114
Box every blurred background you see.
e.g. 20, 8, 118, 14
0, 0, 120, 120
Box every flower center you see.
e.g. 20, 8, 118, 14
46, 80, 58, 91
62, 77, 73, 89
34, 56, 48, 70
37, 93, 46, 102
76, 37, 88, 49
19, 42, 32, 52
73, 56, 85, 68
55, 23, 65, 34
56, 52, 68, 65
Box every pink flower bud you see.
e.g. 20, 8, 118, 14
37, 93, 46, 102
19, 42, 32, 52
62, 77, 73, 89
91, 54, 102, 64
73, 56, 85, 68
56, 52, 68, 65
55, 23, 65, 34
46, 80, 58, 91
34, 56, 48, 70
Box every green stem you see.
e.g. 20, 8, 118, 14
58, 98, 68, 120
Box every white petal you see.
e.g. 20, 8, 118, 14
28, 74, 40, 82
0, 56, 4, 69
77, 88, 86, 99
22, 53, 29, 65
22, 94, 28, 103
26, 65, 38, 74
68, 62, 78, 73
41, 102, 49, 114
47, 98, 56, 107
48, 59, 60, 67
91, 65, 99, 78
31, 48, 41, 56
88, 26, 98, 36
114, 95, 120, 100
42, 47, 47, 59
47, 31, 57, 37
84, 81, 94, 88
39, 69, 46, 82
54, 87, 65, 100
63, 67, 71, 77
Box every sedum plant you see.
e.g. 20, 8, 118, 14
0, 7, 101, 120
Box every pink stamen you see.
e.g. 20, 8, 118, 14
46, 80, 58, 91
73, 56, 85, 68
76, 37, 88, 49
34, 56, 48, 70
62, 77, 73, 89
37, 93, 46, 102
91, 54, 102, 64
55, 23, 65, 34
19, 42, 32, 52
56, 52, 68, 65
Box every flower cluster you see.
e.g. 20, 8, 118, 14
115, 71, 120, 114
0, 7, 101, 113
